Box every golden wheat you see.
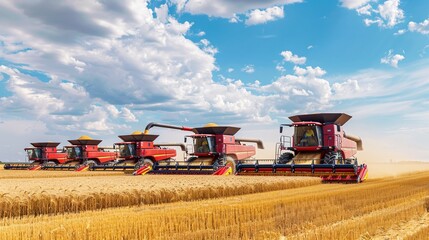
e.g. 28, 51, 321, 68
0, 169, 124, 179
405, 224, 429, 240
0, 175, 320, 217
0, 171, 428, 239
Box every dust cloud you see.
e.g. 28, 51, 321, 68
366, 161, 429, 179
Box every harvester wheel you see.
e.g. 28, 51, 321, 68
42, 161, 56, 167
83, 160, 97, 169
135, 158, 154, 170
323, 151, 340, 165
278, 152, 294, 164
344, 158, 354, 164
225, 156, 237, 174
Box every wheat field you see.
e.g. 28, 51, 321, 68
0, 164, 428, 239
0, 172, 320, 218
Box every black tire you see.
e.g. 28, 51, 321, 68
83, 160, 97, 171
344, 158, 353, 164
323, 151, 342, 164
224, 156, 237, 174
42, 161, 56, 167
278, 152, 294, 164
134, 158, 154, 170
84, 160, 96, 167
74, 164, 81, 170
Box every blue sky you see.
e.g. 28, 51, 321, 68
0, 0, 429, 162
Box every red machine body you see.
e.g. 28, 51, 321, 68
25, 142, 68, 164
112, 132, 183, 170
65, 137, 117, 165
284, 113, 363, 163
118, 140, 177, 162
236, 113, 368, 183
136, 123, 264, 175
39, 136, 117, 171
3, 142, 68, 170
185, 126, 260, 162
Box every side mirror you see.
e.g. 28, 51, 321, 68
280, 126, 283, 133
184, 137, 187, 143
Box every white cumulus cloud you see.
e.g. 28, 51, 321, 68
380, 50, 405, 68
155, 4, 169, 23
280, 50, 306, 65
172, 0, 301, 25
342, 0, 404, 28
356, 4, 373, 15
245, 6, 284, 26
241, 65, 255, 73
177, 0, 302, 18
378, 0, 404, 28
332, 79, 360, 99
340, 0, 371, 9
394, 29, 406, 35
121, 107, 138, 122
261, 65, 332, 111
408, 19, 429, 35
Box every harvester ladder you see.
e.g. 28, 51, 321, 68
275, 135, 291, 161
335, 134, 342, 150
185, 143, 194, 160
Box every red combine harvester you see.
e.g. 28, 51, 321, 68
236, 113, 368, 183
4, 142, 68, 170
41, 136, 117, 171
133, 122, 264, 175
89, 131, 185, 172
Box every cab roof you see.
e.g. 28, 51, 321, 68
193, 126, 240, 135
118, 134, 159, 142
289, 113, 352, 126
68, 139, 102, 145
30, 142, 61, 147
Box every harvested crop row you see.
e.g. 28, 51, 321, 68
0, 175, 320, 218
0, 172, 428, 239
405, 223, 429, 240
0, 169, 124, 179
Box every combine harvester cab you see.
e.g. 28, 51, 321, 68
236, 113, 368, 183
134, 122, 264, 175
42, 136, 117, 171
4, 142, 68, 170
90, 131, 184, 172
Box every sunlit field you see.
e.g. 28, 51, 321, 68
0, 163, 428, 239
